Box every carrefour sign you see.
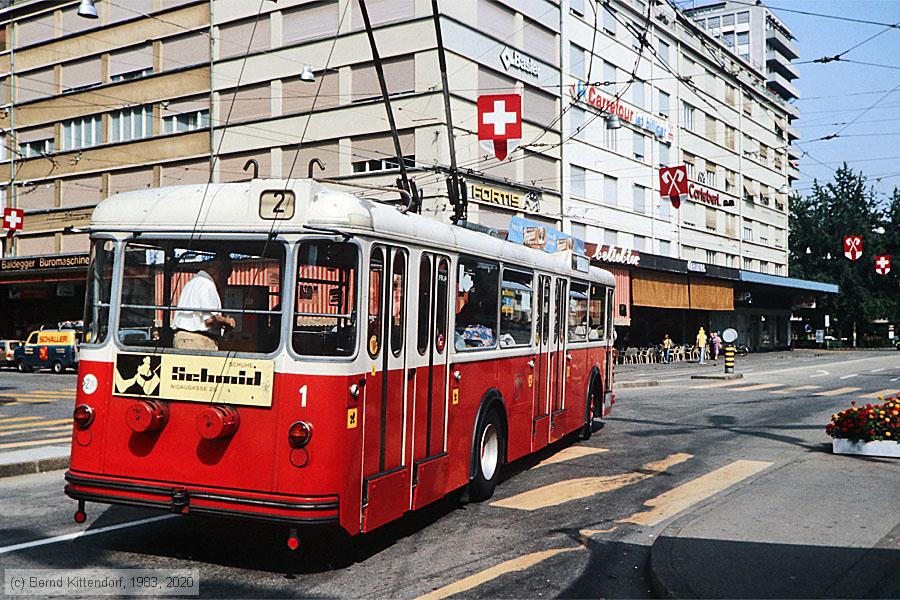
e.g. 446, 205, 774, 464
571, 81, 673, 143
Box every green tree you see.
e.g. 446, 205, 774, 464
789, 165, 893, 345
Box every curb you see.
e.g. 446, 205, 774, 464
616, 380, 660, 389
689, 373, 744, 380
0, 448, 70, 478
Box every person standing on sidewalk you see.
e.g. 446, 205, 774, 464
710, 331, 721, 362
696, 327, 707, 364
662, 334, 674, 364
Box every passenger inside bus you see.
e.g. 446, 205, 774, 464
172, 253, 236, 351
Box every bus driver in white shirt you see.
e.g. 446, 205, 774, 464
172, 254, 236, 350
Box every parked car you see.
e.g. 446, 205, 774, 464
1, 340, 22, 367
14, 330, 79, 374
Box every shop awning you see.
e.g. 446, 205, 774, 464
739, 271, 839, 294
632, 272, 689, 309
690, 277, 734, 311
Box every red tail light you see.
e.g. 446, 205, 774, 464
196, 406, 240, 440
73, 404, 95, 429
126, 400, 169, 433
288, 421, 313, 449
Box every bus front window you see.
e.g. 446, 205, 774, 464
83, 239, 115, 345
118, 240, 284, 354
293, 240, 358, 357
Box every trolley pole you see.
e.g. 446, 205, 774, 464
724, 345, 735, 374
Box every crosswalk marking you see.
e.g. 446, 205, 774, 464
814, 387, 861, 397
618, 460, 772, 527
730, 382, 783, 392
0, 424, 71, 438
0, 418, 71, 432
491, 453, 692, 511
0, 416, 43, 424
769, 385, 821, 395
0, 436, 71, 450
532, 446, 608, 469
860, 389, 900, 399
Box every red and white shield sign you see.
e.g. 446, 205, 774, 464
2, 208, 24, 232
875, 255, 891, 275
478, 94, 522, 161
658, 166, 688, 209
843, 235, 862, 261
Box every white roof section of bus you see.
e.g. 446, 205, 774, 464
91, 179, 615, 286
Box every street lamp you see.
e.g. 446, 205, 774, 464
779, 184, 790, 195
77, 0, 98, 19
605, 114, 621, 130
805, 247, 811, 255
873, 226, 886, 235
299, 65, 316, 83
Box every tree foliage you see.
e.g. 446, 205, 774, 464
789, 165, 899, 340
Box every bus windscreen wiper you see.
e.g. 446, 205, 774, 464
302, 224, 353, 241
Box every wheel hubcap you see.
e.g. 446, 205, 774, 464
480, 423, 499, 480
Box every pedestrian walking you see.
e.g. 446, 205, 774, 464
710, 331, 721, 362
662, 334, 674, 364
696, 327, 708, 364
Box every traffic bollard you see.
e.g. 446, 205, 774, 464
724, 345, 735, 374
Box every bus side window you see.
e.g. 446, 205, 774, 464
390, 251, 407, 357
368, 248, 384, 358
417, 255, 432, 355
568, 281, 589, 342
589, 283, 607, 341
499, 269, 533, 347
435, 258, 449, 353
455, 256, 499, 350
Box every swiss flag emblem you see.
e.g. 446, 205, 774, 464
875, 255, 891, 275
2, 208, 24, 232
843, 235, 862, 261
478, 94, 522, 161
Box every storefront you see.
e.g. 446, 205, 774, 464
0, 253, 89, 339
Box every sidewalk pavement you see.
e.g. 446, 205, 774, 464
0, 445, 69, 478
649, 447, 900, 598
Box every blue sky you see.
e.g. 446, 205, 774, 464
776, 0, 900, 201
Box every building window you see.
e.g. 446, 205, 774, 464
705, 206, 716, 230
725, 84, 736, 107
602, 4, 616, 35
737, 11, 750, 24
658, 39, 670, 65
708, 16, 720, 34
633, 131, 646, 161
163, 109, 209, 134
19, 138, 54, 158
658, 195, 670, 219
351, 154, 415, 173
632, 79, 644, 108
570, 164, 586, 198
704, 166, 717, 188
604, 229, 617, 246
633, 184, 646, 214
603, 61, 616, 89
110, 105, 153, 143
722, 31, 735, 49
633, 234, 646, 252
603, 175, 617, 205
603, 123, 617, 151
723, 13, 735, 26
110, 67, 153, 83
737, 31, 750, 57
705, 114, 717, 141
570, 43, 585, 80
743, 257, 752, 270
659, 239, 670, 256
743, 224, 752, 241
725, 125, 736, 150
684, 153, 695, 178
759, 223, 768, 244
61, 115, 102, 151
682, 102, 695, 131
725, 171, 736, 194
571, 106, 586, 140
659, 141, 670, 167
658, 89, 670, 117
570, 0, 585, 17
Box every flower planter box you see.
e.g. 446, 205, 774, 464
832, 439, 900, 458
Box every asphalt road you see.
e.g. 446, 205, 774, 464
0, 350, 898, 598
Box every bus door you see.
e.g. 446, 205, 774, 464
410, 254, 451, 510
549, 277, 568, 441
362, 245, 411, 532
532, 274, 552, 450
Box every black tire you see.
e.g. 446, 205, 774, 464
469, 409, 505, 502
580, 380, 600, 440
52, 361, 64, 374
17, 359, 31, 373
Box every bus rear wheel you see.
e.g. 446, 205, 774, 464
469, 409, 505, 502
51, 361, 64, 374
17, 360, 31, 373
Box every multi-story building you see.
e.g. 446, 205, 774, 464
0, 0, 834, 348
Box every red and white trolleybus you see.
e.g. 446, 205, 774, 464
66, 178, 616, 546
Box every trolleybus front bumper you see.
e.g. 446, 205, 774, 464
65, 471, 340, 526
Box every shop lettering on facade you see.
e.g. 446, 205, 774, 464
570, 81, 673, 143
688, 181, 722, 207
589, 244, 641, 266
469, 182, 542, 214
500, 46, 540, 79
687, 261, 707, 273
0, 254, 90, 272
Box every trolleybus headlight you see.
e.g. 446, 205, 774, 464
288, 421, 313, 449
73, 404, 95, 429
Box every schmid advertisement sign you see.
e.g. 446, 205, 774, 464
571, 81, 673, 143
113, 353, 275, 407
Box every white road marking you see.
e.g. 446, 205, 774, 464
810, 370, 830, 378
871, 368, 886, 373
892, 377, 900, 382
840, 374, 859, 380
0, 515, 178, 555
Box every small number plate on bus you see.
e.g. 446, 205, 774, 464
259, 190, 296, 220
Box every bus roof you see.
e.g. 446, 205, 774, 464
91, 179, 615, 286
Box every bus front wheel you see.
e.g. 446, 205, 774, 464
469, 409, 505, 502
51, 361, 64, 374
17, 360, 31, 373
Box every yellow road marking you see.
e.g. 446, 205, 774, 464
0, 419, 71, 432
0, 417, 42, 424
0, 424, 72, 438
814, 387, 861, 397
532, 446, 608, 469
770, 385, 821, 395
689, 380, 750, 390
415, 547, 581, 600
730, 383, 783, 392
618, 460, 772, 527
579, 527, 618, 542
15, 399, 56, 404
860, 389, 900, 399
0, 437, 71, 450
491, 453, 693, 511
